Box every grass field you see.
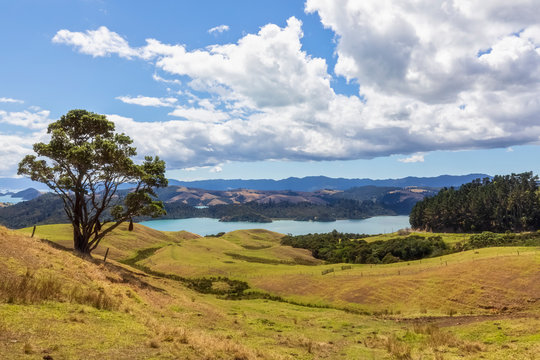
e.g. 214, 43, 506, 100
5, 223, 539, 359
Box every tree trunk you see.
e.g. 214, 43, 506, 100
73, 227, 91, 254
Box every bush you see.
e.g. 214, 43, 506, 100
382, 253, 400, 264
282, 232, 448, 264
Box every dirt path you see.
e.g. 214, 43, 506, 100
398, 311, 539, 327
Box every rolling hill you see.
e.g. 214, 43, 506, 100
3, 224, 538, 359
0, 184, 437, 229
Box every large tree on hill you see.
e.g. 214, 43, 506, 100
18, 109, 168, 254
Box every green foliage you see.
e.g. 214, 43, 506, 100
410, 172, 540, 232
464, 231, 540, 249
17, 109, 167, 253
281, 231, 448, 264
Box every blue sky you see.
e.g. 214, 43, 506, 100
1, 0, 540, 180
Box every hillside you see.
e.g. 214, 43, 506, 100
0, 185, 430, 229
153, 187, 335, 206
3, 225, 539, 359
16, 225, 540, 315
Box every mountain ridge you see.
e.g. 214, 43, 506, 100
167, 173, 491, 191
0, 173, 490, 193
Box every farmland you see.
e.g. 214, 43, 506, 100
1, 223, 536, 359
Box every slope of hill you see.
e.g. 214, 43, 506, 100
0, 185, 415, 228
0, 188, 42, 202
153, 186, 335, 206
0, 178, 49, 192
3, 225, 539, 359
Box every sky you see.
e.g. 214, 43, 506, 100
1, 0, 540, 181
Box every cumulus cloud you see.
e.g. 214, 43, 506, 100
0, 107, 52, 176
398, 153, 425, 163
52, 26, 139, 58
169, 106, 229, 122
208, 25, 230, 34
0, 133, 40, 176
116, 95, 178, 107
53, 4, 540, 170
0, 109, 52, 130
0, 97, 23, 104
152, 73, 182, 85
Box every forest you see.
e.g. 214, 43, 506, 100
281, 230, 449, 264
409, 172, 540, 232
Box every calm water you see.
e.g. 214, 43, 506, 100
139, 215, 411, 236
0, 195, 23, 204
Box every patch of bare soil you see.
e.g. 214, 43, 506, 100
399, 311, 539, 327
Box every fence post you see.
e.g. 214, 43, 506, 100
103, 248, 110, 263
31, 225, 36, 238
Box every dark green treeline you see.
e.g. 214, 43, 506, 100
410, 172, 540, 232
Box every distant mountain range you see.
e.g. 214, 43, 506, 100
0, 178, 50, 192
0, 173, 490, 193
167, 174, 491, 192
0, 188, 43, 201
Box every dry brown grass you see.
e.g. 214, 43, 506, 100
383, 335, 412, 360
0, 226, 127, 310
253, 251, 540, 315
276, 333, 331, 356
0, 270, 62, 304
362, 334, 412, 359
0, 268, 120, 310
142, 318, 269, 360
412, 323, 484, 354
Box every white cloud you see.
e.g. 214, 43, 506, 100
0, 134, 39, 176
182, 166, 201, 172
208, 25, 230, 34
54, 6, 540, 169
152, 73, 182, 85
210, 165, 223, 173
116, 95, 178, 107
0, 107, 52, 176
52, 26, 139, 58
169, 106, 229, 122
398, 153, 425, 163
0, 109, 52, 130
0, 97, 23, 104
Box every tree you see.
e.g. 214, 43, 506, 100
18, 109, 168, 254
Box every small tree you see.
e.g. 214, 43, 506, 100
18, 109, 168, 254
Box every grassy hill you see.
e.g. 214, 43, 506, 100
3, 224, 539, 359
